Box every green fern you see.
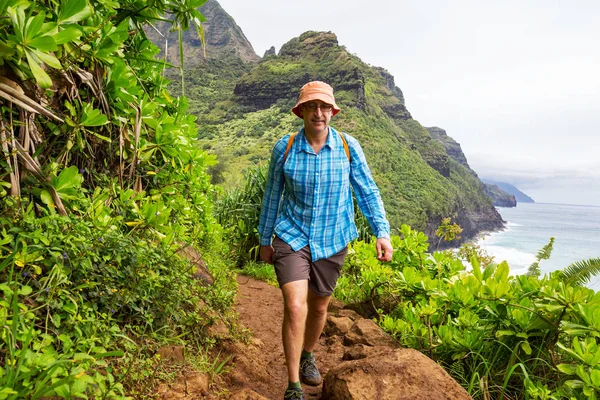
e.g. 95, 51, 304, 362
558, 257, 600, 287
527, 237, 555, 277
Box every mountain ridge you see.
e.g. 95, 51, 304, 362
482, 179, 535, 203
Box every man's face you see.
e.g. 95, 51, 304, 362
301, 101, 333, 135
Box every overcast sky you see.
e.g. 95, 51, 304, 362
217, 0, 600, 206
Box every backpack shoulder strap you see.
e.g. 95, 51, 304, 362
283, 131, 351, 163
283, 132, 298, 163
340, 132, 351, 163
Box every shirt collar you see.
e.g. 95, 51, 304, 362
297, 127, 338, 154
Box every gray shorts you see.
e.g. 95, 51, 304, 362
272, 236, 348, 296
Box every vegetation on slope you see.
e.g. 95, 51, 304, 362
0, 0, 240, 397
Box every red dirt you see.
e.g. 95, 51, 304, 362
208, 275, 347, 399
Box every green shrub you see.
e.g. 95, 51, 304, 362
334, 225, 600, 399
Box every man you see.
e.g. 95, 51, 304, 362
258, 81, 393, 400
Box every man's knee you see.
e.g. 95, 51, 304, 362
284, 298, 307, 319
308, 295, 330, 317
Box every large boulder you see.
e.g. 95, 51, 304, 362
322, 348, 471, 400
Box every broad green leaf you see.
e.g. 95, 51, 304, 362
28, 35, 58, 52
25, 51, 52, 88
24, 11, 45, 41
557, 364, 577, 375
40, 190, 54, 206
483, 263, 495, 280
53, 166, 82, 192
495, 330, 515, 338
50, 166, 83, 201
520, 340, 532, 355
494, 261, 510, 283
31, 48, 61, 69
19, 285, 32, 295
82, 105, 108, 127
471, 255, 482, 281
0, 283, 13, 296
54, 25, 82, 44
562, 321, 593, 336
58, 0, 92, 24
7, 5, 26, 42
95, 0, 119, 11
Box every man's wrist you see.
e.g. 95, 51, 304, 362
259, 237, 273, 246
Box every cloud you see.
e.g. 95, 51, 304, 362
470, 152, 600, 181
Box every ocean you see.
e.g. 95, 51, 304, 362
476, 203, 600, 292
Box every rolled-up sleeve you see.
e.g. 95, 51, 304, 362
258, 138, 287, 245
348, 138, 390, 239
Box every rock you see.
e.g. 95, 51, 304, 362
342, 344, 390, 361
263, 46, 276, 58
322, 348, 472, 400
207, 319, 230, 339
337, 308, 362, 321
157, 372, 209, 398
327, 297, 346, 313
157, 345, 185, 363
325, 315, 354, 336
343, 319, 398, 348
145, 0, 260, 67
427, 126, 472, 170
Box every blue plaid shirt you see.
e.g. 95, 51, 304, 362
258, 127, 390, 261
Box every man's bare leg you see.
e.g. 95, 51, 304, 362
303, 289, 331, 352
281, 280, 309, 383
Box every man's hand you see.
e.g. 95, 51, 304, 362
376, 238, 393, 262
260, 245, 274, 264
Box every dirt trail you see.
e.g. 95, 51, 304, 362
210, 275, 347, 399
163, 274, 471, 400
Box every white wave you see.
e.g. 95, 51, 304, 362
478, 244, 537, 276
506, 221, 523, 227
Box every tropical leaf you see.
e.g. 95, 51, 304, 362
51, 166, 84, 200
30, 48, 62, 69
58, 0, 92, 24
559, 257, 600, 287
25, 51, 53, 88
54, 25, 83, 44
28, 35, 58, 52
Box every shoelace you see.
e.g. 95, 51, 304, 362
300, 356, 319, 377
284, 388, 304, 399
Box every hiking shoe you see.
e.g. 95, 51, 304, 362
284, 387, 304, 400
300, 355, 322, 386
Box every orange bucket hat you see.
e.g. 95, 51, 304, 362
292, 81, 341, 118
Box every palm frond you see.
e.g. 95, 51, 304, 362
559, 257, 600, 287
